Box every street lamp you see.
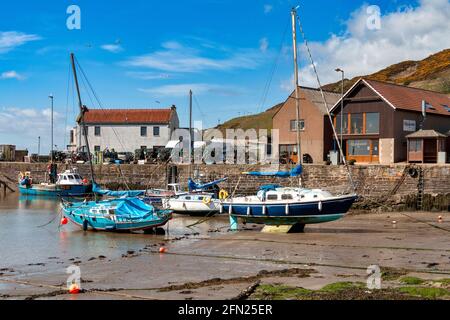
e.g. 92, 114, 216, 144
49, 94, 54, 163
335, 68, 344, 164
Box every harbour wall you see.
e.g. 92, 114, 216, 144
1, 162, 449, 211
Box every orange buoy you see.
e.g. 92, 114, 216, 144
392, 220, 397, 224
68, 283, 80, 294
438, 216, 443, 222
159, 247, 167, 253
61, 217, 68, 225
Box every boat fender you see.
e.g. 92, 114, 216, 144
246, 207, 251, 216
219, 189, 229, 200
228, 204, 233, 214
219, 204, 224, 214
285, 204, 289, 215
202, 197, 212, 205
262, 205, 266, 215
82, 219, 88, 231
318, 201, 322, 212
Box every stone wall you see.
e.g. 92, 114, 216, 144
1, 162, 449, 211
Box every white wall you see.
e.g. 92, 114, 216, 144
75, 124, 173, 152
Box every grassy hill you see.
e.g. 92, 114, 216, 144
323, 49, 450, 94
215, 49, 450, 131
215, 103, 283, 132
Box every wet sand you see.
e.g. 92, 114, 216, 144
1, 194, 448, 300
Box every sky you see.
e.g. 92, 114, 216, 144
0, 0, 449, 153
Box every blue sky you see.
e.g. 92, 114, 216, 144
1, 0, 449, 153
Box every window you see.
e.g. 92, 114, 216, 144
94, 146, 101, 152
140, 146, 147, 150
94, 126, 101, 136
290, 120, 305, 131
348, 140, 371, 156
140, 127, 147, 137
70, 130, 74, 143
408, 139, 422, 152
153, 126, 160, 136
372, 140, 379, 156
365, 113, 379, 134
82, 126, 88, 136
267, 194, 278, 200
350, 113, 363, 134
281, 194, 293, 200
335, 114, 349, 134
403, 120, 416, 132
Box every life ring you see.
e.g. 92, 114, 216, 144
219, 189, 229, 200
202, 197, 212, 205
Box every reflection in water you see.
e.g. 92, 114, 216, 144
0, 193, 230, 269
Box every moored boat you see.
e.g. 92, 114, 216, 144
61, 197, 172, 232
18, 168, 91, 197
222, 184, 357, 228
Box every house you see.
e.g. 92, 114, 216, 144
272, 86, 341, 164
327, 79, 450, 164
70, 106, 179, 153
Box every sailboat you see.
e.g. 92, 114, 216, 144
162, 90, 228, 215
221, 8, 357, 232
61, 53, 172, 232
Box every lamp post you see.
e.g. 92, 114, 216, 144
49, 94, 54, 163
37, 136, 40, 162
335, 68, 344, 164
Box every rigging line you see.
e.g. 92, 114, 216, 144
193, 95, 206, 122
296, 13, 356, 193
257, 17, 290, 115
74, 57, 128, 153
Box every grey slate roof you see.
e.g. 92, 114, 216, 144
406, 129, 448, 138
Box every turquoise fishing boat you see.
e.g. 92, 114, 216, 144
61, 197, 172, 232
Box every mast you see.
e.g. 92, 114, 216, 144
188, 90, 193, 178
291, 7, 302, 186
70, 53, 96, 184
49, 94, 54, 163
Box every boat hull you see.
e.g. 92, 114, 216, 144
165, 199, 221, 215
222, 195, 357, 225
62, 205, 172, 232
19, 184, 91, 197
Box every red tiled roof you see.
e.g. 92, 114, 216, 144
365, 79, 450, 116
83, 108, 175, 124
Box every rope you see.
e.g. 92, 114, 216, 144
296, 13, 356, 193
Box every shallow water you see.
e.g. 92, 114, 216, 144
0, 193, 230, 269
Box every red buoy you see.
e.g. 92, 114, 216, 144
82, 178, 88, 185
159, 247, 167, 253
68, 283, 80, 294
61, 217, 68, 225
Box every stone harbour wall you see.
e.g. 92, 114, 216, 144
1, 162, 449, 211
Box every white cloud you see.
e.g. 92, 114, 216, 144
126, 71, 171, 80
123, 41, 263, 73
101, 43, 124, 53
0, 31, 40, 53
259, 37, 269, 53
139, 83, 241, 97
0, 70, 25, 80
264, 4, 273, 14
294, 0, 450, 86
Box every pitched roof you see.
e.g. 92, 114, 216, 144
82, 108, 175, 124
331, 78, 450, 116
274, 86, 341, 118
406, 129, 448, 138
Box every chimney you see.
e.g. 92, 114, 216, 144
420, 100, 427, 130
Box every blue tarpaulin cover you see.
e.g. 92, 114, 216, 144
115, 198, 153, 218
188, 177, 228, 192
93, 183, 145, 197
243, 165, 303, 178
